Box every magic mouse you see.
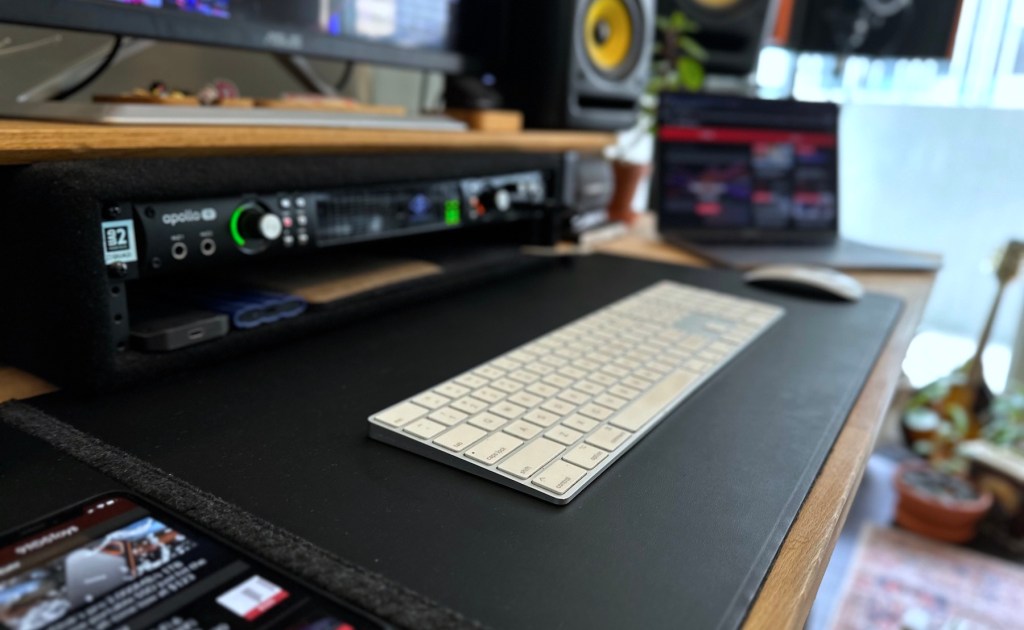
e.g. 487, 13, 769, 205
743, 264, 864, 302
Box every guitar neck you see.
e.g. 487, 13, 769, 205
965, 280, 1008, 389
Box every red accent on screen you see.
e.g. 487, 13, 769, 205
659, 126, 837, 149
695, 202, 721, 217
242, 589, 290, 621
752, 191, 773, 204
793, 192, 822, 204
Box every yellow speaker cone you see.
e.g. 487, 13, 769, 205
585, 0, 634, 73
692, 0, 744, 9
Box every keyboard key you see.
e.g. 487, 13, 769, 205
578, 403, 614, 421
450, 396, 488, 415
471, 387, 505, 404
622, 376, 652, 391
543, 374, 573, 389
474, 365, 505, 380
434, 424, 487, 452
508, 369, 542, 384
412, 392, 451, 410
599, 364, 630, 378
492, 357, 521, 371
563, 443, 608, 470
610, 369, 700, 432
573, 380, 604, 396
508, 391, 543, 408
532, 460, 588, 495
557, 389, 590, 406
465, 433, 524, 465
504, 420, 542, 440
588, 372, 618, 387
374, 402, 428, 428
523, 408, 561, 428
428, 407, 467, 426
562, 414, 599, 433
492, 401, 527, 420
435, 382, 470, 399
634, 368, 662, 382
558, 366, 587, 380
541, 398, 575, 417
490, 378, 523, 394
455, 373, 488, 389
586, 426, 629, 451
545, 425, 583, 446
468, 412, 508, 431
405, 418, 446, 440
498, 438, 564, 479
526, 382, 559, 398
594, 394, 628, 411
608, 384, 640, 400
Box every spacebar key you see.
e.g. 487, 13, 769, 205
609, 369, 701, 432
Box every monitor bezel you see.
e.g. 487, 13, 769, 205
0, 1, 469, 75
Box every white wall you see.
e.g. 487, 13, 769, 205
840, 104, 1024, 349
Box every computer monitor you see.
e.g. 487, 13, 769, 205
775, 0, 964, 59
0, 0, 467, 73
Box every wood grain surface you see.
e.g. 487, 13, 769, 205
0, 119, 612, 165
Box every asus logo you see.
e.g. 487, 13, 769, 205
264, 31, 304, 50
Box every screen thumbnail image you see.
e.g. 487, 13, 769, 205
0, 518, 194, 630
102, 0, 230, 18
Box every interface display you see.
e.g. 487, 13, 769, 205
657, 94, 840, 235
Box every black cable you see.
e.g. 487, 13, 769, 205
53, 35, 122, 101
335, 60, 354, 91
419, 70, 431, 113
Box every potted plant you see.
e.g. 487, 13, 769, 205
607, 11, 707, 224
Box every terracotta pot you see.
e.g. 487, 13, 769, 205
608, 160, 650, 224
894, 460, 993, 543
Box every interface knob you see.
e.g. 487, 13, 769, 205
481, 188, 512, 212
229, 201, 282, 254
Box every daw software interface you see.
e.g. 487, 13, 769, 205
656, 94, 840, 239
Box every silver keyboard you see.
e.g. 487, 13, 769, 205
368, 281, 785, 504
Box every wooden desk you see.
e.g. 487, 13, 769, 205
595, 222, 935, 630
0, 121, 935, 627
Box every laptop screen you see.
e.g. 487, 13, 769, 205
656, 94, 840, 242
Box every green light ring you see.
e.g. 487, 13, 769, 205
229, 207, 246, 247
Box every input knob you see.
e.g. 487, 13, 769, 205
230, 202, 282, 254
481, 189, 512, 212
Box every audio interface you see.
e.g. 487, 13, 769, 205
102, 171, 548, 279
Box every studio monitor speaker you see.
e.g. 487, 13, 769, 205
461, 0, 655, 131
658, 0, 772, 75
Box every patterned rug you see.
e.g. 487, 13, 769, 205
829, 524, 1024, 629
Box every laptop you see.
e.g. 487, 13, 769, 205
653, 93, 940, 271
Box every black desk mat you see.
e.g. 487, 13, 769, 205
13, 254, 903, 629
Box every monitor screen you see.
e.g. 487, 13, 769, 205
0, 0, 466, 73
656, 94, 840, 239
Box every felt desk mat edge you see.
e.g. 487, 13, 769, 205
0, 401, 483, 630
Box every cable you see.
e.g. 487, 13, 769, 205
52, 36, 122, 101
335, 60, 354, 91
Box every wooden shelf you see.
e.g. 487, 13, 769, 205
0, 119, 614, 165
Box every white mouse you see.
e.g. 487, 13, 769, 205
743, 264, 864, 302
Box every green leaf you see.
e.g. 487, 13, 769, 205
947, 403, 970, 438
677, 35, 709, 62
677, 57, 705, 93
670, 11, 686, 30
